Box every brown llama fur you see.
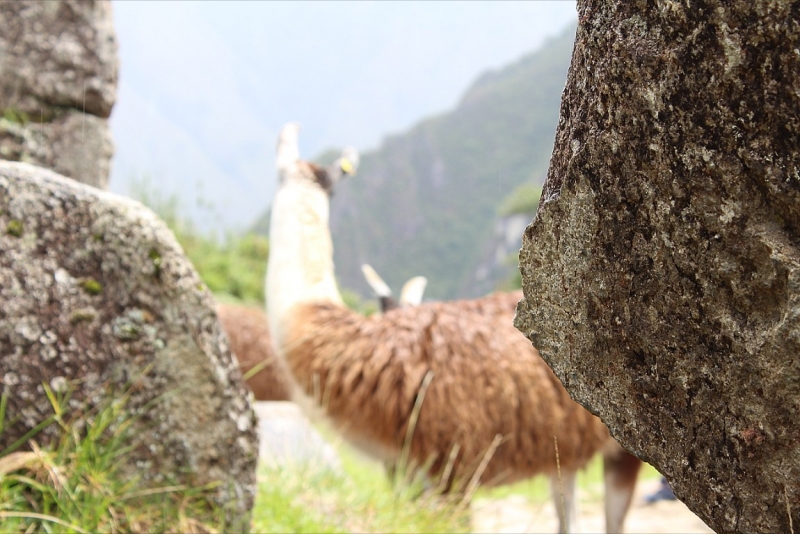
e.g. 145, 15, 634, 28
282, 290, 611, 488
267, 124, 641, 532
217, 304, 291, 401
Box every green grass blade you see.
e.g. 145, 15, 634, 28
0, 512, 89, 534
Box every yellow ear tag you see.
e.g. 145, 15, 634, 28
340, 158, 354, 175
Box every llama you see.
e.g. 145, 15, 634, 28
216, 268, 425, 400
217, 303, 291, 401
360, 263, 427, 312
265, 123, 641, 533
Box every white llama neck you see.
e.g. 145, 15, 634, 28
266, 166, 343, 346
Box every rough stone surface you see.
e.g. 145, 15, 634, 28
0, 0, 118, 188
0, 111, 113, 189
0, 162, 258, 527
514, 2, 800, 533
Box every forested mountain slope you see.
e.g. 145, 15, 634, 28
254, 24, 575, 300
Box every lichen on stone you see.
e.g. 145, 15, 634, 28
148, 247, 162, 279
69, 307, 97, 324
79, 278, 103, 295
6, 219, 22, 237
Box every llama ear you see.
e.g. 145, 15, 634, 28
339, 157, 355, 176
361, 264, 392, 298
339, 147, 360, 176
399, 276, 427, 306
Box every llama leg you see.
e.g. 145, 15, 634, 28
550, 470, 578, 533
602, 440, 642, 533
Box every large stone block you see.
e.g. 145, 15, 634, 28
0, 0, 117, 118
0, 161, 258, 527
0, 110, 113, 189
0, 0, 118, 188
514, 2, 800, 533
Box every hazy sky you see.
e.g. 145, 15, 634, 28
109, 1, 577, 230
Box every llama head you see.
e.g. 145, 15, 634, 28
322, 146, 360, 196
338, 147, 360, 176
275, 122, 359, 196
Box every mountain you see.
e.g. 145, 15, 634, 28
316, 24, 576, 301
108, 2, 577, 233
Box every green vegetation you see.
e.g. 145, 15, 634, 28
0, 378, 661, 532
498, 183, 542, 290
498, 183, 542, 218
176, 230, 268, 305
477, 455, 661, 501
0, 383, 467, 533
69, 308, 98, 324
147, 248, 162, 279
79, 278, 103, 295
252, 445, 470, 533
0, 385, 226, 533
130, 176, 269, 305
2, 107, 30, 125
6, 219, 23, 237
131, 176, 379, 312
128, 19, 572, 305
252, 437, 663, 533
340, 286, 378, 316
0, 107, 60, 125
502, 252, 524, 291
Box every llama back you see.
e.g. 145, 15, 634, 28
217, 304, 292, 401
282, 291, 609, 487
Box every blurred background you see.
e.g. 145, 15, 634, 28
109, 1, 577, 303
0, 4, 716, 532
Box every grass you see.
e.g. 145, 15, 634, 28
0, 377, 663, 534
249, 354, 663, 534
250, 427, 663, 534
476, 454, 662, 504
250, 370, 465, 533
0, 377, 467, 533
0, 383, 228, 533
251, 443, 471, 534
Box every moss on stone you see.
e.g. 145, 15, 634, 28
113, 321, 140, 341
149, 247, 162, 279
2, 107, 30, 125
6, 220, 23, 237
70, 308, 97, 324
80, 278, 103, 295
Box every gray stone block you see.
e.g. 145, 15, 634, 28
0, 161, 258, 527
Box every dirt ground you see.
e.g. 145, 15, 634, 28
472, 477, 714, 534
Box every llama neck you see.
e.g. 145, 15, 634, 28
266, 177, 343, 345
